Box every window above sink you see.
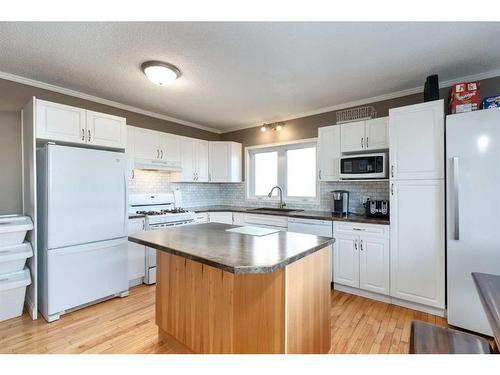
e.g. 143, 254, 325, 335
245, 138, 319, 205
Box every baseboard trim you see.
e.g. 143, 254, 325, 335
333, 283, 446, 317
334, 284, 391, 304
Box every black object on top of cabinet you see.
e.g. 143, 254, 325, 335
424, 74, 440, 102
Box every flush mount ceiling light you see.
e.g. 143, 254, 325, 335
260, 122, 285, 132
141, 61, 181, 86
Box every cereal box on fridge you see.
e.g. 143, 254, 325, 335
449, 81, 480, 114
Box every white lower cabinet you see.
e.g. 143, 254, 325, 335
127, 218, 146, 285
333, 222, 390, 296
208, 212, 233, 224
359, 236, 390, 295
390, 179, 445, 309
333, 233, 359, 288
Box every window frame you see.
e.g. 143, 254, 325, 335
245, 138, 319, 204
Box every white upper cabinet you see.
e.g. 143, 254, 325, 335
318, 125, 341, 181
209, 141, 242, 183
341, 120, 366, 153
177, 138, 209, 182
132, 127, 181, 169
36, 99, 86, 144
179, 137, 196, 181
161, 133, 181, 166
35, 99, 126, 149
390, 179, 445, 309
365, 117, 389, 151
196, 139, 209, 182
340, 117, 388, 153
133, 127, 159, 163
389, 100, 444, 180
86, 110, 126, 149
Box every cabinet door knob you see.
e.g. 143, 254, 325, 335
88, 129, 91, 142
361, 137, 364, 148
319, 170, 322, 180
391, 183, 394, 195
366, 137, 369, 148
391, 165, 394, 178
81, 129, 85, 141
157, 149, 160, 159
354, 239, 358, 251
160, 150, 163, 159
360, 240, 363, 251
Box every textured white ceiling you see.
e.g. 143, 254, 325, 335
0, 22, 499, 131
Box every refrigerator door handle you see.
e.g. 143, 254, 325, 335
452, 157, 460, 240
123, 173, 128, 232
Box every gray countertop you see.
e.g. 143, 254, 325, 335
128, 222, 334, 274
188, 205, 390, 225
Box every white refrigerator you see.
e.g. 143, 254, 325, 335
37, 144, 128, 322
446, 107, 500, 335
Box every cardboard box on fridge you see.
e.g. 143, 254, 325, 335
449, 81, 480, 114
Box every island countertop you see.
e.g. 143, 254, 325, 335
128, 222, 334, 274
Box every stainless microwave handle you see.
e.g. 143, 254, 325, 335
452, 157, 460, 240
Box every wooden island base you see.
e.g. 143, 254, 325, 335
156, 246, 331, 354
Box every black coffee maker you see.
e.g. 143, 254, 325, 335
332, 190, 349, 216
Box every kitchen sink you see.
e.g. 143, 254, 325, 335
248, 207, 304, 213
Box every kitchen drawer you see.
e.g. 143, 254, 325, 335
334, 221, 389, 239
209, 211, 233, 224
243, 213, 288, 229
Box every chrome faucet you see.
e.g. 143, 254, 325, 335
268, 186, 286, 209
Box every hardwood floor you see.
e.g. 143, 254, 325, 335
0, 284, 447, 354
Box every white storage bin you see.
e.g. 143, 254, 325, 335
0, 242, 33, 274
0, 215, 34, 246
0, 267, 31, 322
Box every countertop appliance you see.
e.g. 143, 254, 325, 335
332, 190, 349, 216
364, 199, 389, 219
339, 152, 388, 180
129, 193, 196, 284
287, 217, 333, 284
446, 107, 500, 335
36, 144, 128, 322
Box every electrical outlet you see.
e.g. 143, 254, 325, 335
360, 195, 371, 205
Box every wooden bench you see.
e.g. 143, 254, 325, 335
409, 321, 492, 354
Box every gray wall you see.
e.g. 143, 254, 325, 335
0, 111, 22, 214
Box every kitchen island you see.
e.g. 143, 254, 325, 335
129, 223, 334, 354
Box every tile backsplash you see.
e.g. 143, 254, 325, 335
128, 170, 389, 214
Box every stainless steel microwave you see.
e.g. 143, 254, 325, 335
339, 152, 388, 179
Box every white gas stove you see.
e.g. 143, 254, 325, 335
129, 193, 196, 228
129, 193, 196, 284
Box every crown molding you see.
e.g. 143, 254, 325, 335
220, 68, 500, 133
0, 70, 222, 134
